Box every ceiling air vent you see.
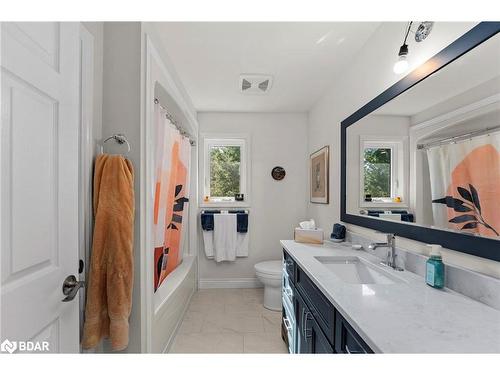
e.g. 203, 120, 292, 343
239, 74, 273, 95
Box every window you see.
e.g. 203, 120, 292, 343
202, 136, 249, 205
363, 147, 392, 199
360, 137, 407, 206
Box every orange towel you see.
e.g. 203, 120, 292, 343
82, 154, 135, 351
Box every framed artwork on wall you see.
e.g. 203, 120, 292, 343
310, 146, 329, 204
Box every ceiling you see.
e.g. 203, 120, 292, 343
154, 22, 381, 112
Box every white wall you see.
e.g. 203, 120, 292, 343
82, 22, 104, 156
197, 112, 308, 285
307, 22, 500, 279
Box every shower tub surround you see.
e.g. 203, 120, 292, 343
281, 239, 500, 353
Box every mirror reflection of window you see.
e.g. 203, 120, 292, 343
363, 147, 392, 201
358, 136, 406, 208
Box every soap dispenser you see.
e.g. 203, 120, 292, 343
426, 244, 444, 289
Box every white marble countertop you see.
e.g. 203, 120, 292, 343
281, 240, 500, 353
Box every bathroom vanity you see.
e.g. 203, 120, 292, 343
281, 240, 500, 354
283, 248, 372, 353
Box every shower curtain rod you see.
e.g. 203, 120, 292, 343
417, 124, 500, 150
154, 98, 196, 146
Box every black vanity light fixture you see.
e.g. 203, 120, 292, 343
393, 21, 434, 74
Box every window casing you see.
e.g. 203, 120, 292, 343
202, 136, 249, 205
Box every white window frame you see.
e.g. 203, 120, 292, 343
359, 135, 408, 208
200, 134, 251, 207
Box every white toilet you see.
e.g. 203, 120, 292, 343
255, 260, 282, 311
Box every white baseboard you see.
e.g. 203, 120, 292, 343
199, 278, 263, 289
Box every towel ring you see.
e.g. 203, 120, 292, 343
100, 134, 131, 154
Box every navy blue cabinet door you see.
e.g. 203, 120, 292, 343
309, 315, 334, 353
295, 286, 334, 353
294, 287, 311, 353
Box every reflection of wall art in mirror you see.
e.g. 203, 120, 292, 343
310, 146, 329, 204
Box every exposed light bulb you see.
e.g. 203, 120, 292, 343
393, 43, 409, 74
393, 54, 409, 74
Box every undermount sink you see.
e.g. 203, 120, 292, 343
314, 256, 404, 285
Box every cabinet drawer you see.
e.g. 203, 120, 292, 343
335, 313, 373, 354
283, 249, 295, 284
295, 265, 335, 345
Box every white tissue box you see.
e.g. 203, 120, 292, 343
294, 228, 324, 244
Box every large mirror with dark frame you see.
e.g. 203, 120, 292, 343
341, 23, 500, 261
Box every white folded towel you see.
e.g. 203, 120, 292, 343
203, 231, 248, 259
236, 232, 249, 257
202, 230, 214, 258
213, 214, 237, 262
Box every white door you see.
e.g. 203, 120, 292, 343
1, 22, 81, 353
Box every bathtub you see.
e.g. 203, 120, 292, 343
151, 255, 197, 353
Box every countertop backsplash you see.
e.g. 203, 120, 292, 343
346, 231, 500, 311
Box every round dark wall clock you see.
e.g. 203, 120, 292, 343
271, 166, 286, 181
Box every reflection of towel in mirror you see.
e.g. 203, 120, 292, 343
379, 213, 402, 222
367, 210, 414, 222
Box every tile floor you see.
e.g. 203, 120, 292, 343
169, 288, 289, 353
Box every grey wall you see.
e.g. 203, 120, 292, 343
101, 22, 142, 353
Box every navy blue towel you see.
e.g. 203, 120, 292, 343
201, 213, 215, 231
200, 211, 248, 233
236, 213, 248, 233
401, 214, 414, 222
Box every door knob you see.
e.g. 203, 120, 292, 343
61, 275, 85, 302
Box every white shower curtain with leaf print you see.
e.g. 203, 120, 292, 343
153, 103, 191, 292
426, 131, 500, 238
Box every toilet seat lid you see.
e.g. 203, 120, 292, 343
255, 260, 282, 276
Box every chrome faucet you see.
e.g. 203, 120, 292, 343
368, 233, 403, 271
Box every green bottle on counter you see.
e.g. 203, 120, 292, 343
426, 244, 444, 289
